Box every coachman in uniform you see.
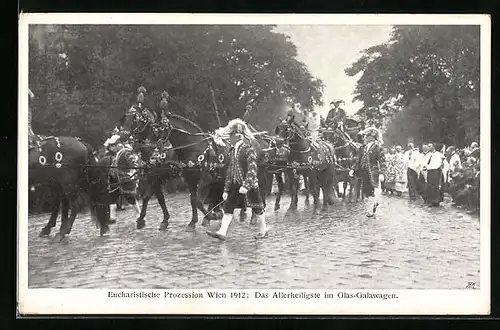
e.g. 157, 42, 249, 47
356, 127, 386, 217
207, 118, 269, 241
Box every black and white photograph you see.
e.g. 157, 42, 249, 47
18, 14, 490, 315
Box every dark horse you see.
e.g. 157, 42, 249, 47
254, 133, 289, 211
29, 136, 110, 241
160, 113, 239, 230
119, 104, 196, 231
93, 144, 143, 222
275, 120, 336, 214
321, 126, 363, 202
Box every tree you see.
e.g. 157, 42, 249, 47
29, 24, 324, 145
345, 25, 480, 146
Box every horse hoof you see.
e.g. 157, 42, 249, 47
185, 225, 196, 232
158, 222, 169, 231
136, 220, 146, 230
109, 219, 117, 225
39, 229, 50, 237
100, 226, 110, 236
53, 233, 65, 242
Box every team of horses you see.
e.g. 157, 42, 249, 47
28, 96, 365, 241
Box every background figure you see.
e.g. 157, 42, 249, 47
404, 142, 422, 200
393, 145, 408, 195
383, 146, 408, 195
422, 143, 445, 207
383, 147, 397, 194
356, 127, 386, 217
418, 144, 431, 202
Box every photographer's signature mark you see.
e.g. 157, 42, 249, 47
465, 282, 478, 289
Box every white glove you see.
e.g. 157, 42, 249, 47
222, 192, 228, 200
239, 186, 248, 194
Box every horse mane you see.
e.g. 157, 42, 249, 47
168, 113, 204, 133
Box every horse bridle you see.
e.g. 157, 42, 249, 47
278, 121, 311, 154
124, 105, 155, 135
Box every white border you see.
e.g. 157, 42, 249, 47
18, 13, 491, 315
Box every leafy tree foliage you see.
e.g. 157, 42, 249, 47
345, 25, 480, 146
29, 25, 324, 146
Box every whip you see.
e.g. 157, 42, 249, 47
202, 199, 226, 219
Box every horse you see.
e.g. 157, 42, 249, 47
119, 105, 201, 231
160, 113, 238, 230
275, 120, 336, 214
321, 126, 363, 202
256, 134, 289, 211
93, 144, 143, 223
28, 136, 110, 241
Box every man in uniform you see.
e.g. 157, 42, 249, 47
242, 104, 253, 122
159, 90, 170, 119
325, 100, 347, 130
356, 126, 386, 217
207, 118, 269, 241
286, 104, 299, 125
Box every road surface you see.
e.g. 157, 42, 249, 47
27, 190, 480, 289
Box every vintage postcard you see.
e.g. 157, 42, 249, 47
18, 13, 490, 315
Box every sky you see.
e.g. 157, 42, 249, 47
274, 25, 393, 118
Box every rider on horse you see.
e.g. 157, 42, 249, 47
159, 91, 170, 122
285, 105, 311, 138
325, 100, 347, 131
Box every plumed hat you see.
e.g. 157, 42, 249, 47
137, 86, 146, 104
160, 91, 169, 111
360, 127, 383, 144
227, 118, 255, 140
